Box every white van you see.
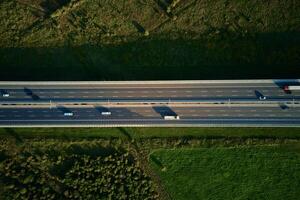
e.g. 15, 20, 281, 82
64, 112, 74, 116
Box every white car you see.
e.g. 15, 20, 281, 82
2, 93, 9, 97
64, 112, 74, 116
259, 96, 266, 100
101, 111, 111, 116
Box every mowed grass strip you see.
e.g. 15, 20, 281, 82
1, 127, 300, 139
150, 146, 300, 200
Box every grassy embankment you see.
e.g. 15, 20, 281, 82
1, 127, 300, 139
0, 0, 299, 80
150, 146, 300, 200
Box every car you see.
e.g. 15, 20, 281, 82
64, 112, 74, 116
101, 111, 111, 116
2, 93, 9, 97
259, 96, 266, 100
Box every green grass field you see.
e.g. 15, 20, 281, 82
150, 146, 300, 200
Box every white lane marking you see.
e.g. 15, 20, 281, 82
171, 91, 177, 93
127, 96, 133, 98
171, 95, 178, 97
223, 114, 229, 116
238, 114, 244, 117
250, 110, 256, 112
127, 91, 134, 93
201, 90, 207, 93
216, 90, 222, 93
186, 91, 192, 93
112, 96, 118, 98
113, 91, 119, 94
83, 91, 89, 94
220, 110, 226, 112
83, 96, 89, 98
97, 96, 103, 98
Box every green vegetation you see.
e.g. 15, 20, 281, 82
1, 127, 300, 140
0, 140, 157, 200
1, 127, 300, 199
0, 0, 299, 80
150, 146, 300, 200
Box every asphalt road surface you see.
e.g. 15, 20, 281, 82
0, 105, 300, 127
0, 80, 300, 127
0, 80, 299, 103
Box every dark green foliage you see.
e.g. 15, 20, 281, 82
150, 147, 300, 200
0, 146, 157, 200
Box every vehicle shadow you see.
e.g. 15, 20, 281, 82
56, 105, 72, 114
254, 90, 263, 99
152, 106, 177, 118
24, 87, 40, 100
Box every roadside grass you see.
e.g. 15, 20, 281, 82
0, 33, 299, 80
0, 0, 299, 80
150, 146, 300, 200
1, 127, 300, 140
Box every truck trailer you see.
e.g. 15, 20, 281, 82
284, 85, 300, 91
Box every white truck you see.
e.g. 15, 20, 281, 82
284, 85, 300, 91
164, 115, 180, 120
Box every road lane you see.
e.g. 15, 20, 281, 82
1, 105, 300, 127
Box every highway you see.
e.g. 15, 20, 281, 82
0, 80, 300, 127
